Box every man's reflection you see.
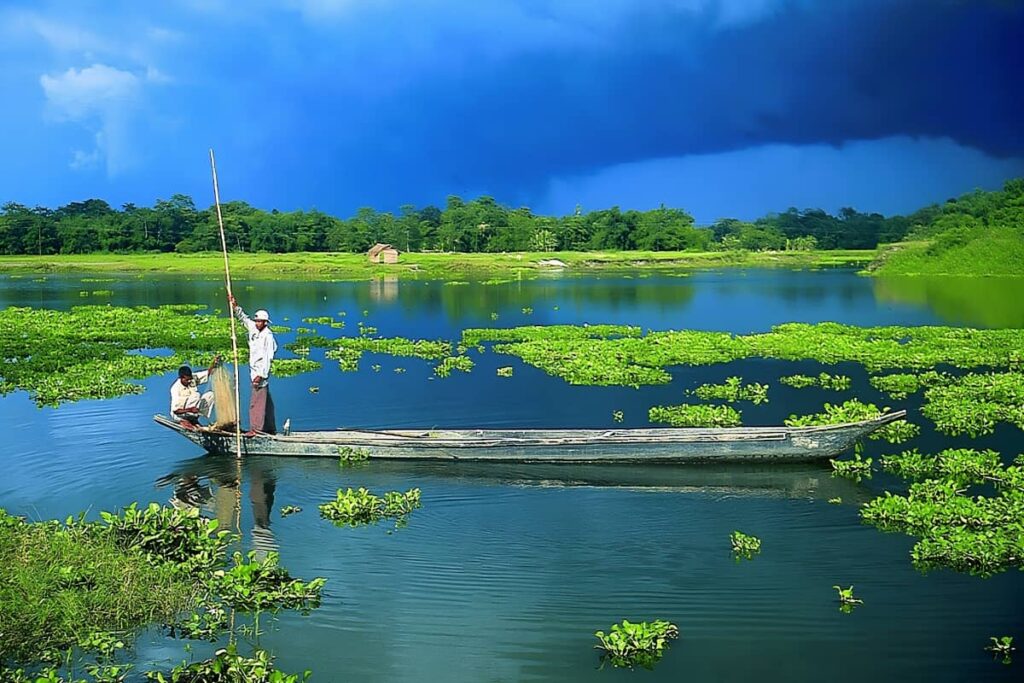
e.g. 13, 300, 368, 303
156, 456, 278, 559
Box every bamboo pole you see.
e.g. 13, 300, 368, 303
209, 149, 244, 460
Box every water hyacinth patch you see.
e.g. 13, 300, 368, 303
986, 636, 1015, 665
649, 403, 742, 427
780, 373, 851, 391
869, 370, 951, 399
922, 372, 1024, 437
833, 585, 863, 613
692, 376, 769, 404
145, 645, 311, 683
730, 531, 761, 559
213, 551, 325, 614
880, 448, 1003, 486
434, 355, 474, 378
830, 452, 873, 481
594, 619, 679, 670
318, 487, 422, 527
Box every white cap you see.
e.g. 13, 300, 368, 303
254, 309, 271, 323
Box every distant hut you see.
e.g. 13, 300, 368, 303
368, 243, 399, 264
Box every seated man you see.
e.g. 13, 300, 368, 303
170, 359, 218, 430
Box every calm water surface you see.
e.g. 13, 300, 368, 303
1, 269, 1022, 682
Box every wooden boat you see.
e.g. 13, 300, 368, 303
154, 410, 906, 464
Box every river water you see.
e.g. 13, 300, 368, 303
1, 268, 1022, 681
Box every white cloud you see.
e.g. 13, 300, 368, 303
40, 64, 165, 175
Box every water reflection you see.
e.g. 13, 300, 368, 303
874, 275, 1024, 327
156, 456, 278, 558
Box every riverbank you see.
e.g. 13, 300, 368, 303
0, 249, 874, 280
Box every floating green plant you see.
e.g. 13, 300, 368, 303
649, 403, 741, 427
434, 355, 474, 378
830, 452, 873, 481
833, 585, 863, 612
272, 358, 322, 377
861, 466, 1024, 575
692, 376, 769, 404
146, 645, 311, 683
594, 619, 679, 670
612, 410, 624, 423
780, 372, 850, 391
869, 370, 950, 399
213, 551, 325, 614
922, 372, 1024, 436
828, 497, 842, 504
280, 505, 302, 517
497, 366, 513, 377
986, 636, 1015, 665
521, 307, 533, 315
881, 448, 1003, 486
318, 487, 422, 527
730, 530, 761, 558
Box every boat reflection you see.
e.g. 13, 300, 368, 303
164, 455, 871, 506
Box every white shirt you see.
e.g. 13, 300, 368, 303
170, 369, 210, 413
235, 306, 278, 383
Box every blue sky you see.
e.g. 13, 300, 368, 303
1, 0, 1022, 222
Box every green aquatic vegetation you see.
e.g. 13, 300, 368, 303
730, 531, 761, 558
295, 326, 315, 334
213, 551, 325, 614
986, 636, 1015, 664
881, 448, 1003, 486
832, 585, 863, 612
594, 619, 679, 670
490, 312, 499, 320
497, 366, 513, 377
692, 376, 769, 404
318, 487, 422, 527
308, 386, 319, 393
272, 358, 321, 377
612, 410, 624, 423
101, 502, 234, 576
873, 419, 921, 444
828, 497, 842, 504
146, 645, 311, 683
779, 374, 817, 388
649, 403, 741, 427
521, 307, 533, 314
394, 367, 406, 373
869, 370, 950, 399
338, 446, 370, 465
357, 322, 377, 336
434, 355, 474, 378
922, 372, 1024, 436
830, 453, 873, 481
0, 304, 240, 406
371, 363, 382, 372
817, 372, 851, 391
280, 505, 302, 517
861, 476, 1024, 576
785, 399, 882, 427
324, 345, 361, 371
475, 322, 1024, 388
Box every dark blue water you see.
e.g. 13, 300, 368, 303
1, 269, 1022, 681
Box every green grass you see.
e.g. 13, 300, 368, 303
0, 511, 198, 665
871, 230, 1024, 276
0, 249, 876, 280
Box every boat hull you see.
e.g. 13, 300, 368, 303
154, 411, 905, 464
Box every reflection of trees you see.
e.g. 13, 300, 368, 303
385, 277, 698, 321
874, 276, 1024, 328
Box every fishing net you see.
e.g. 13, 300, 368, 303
209, 363, 238, 431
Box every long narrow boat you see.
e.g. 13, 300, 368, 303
154, 410, 905, 464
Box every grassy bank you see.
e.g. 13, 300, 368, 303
870, 230, 1024, 276
0, 249, 874, 280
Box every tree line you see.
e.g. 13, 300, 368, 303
2, 185, 1010, 256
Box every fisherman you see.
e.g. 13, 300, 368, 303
170, 357, 220, 430
229, 294, 278, 436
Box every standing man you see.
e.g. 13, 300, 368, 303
229, 295, 278, 436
